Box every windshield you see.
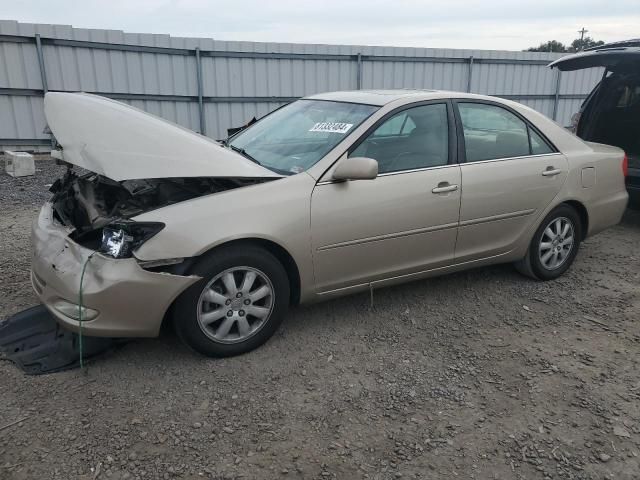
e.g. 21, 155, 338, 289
228, 100, 378, 174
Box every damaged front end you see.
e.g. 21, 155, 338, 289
27, 92, 285, 339
31, 167, 276, 337
50, 166, 268, 259
31, 201, 202, 337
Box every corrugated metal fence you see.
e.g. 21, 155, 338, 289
0, 20, 603, 149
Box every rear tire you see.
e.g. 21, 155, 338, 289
172, 245, 290, 357
515, 204, 582, 281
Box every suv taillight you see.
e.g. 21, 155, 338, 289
622, 153, 628, 178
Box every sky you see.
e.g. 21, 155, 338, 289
2, 0, 639, 51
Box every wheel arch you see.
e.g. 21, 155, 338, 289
562, 199, 589, 240
188, 237, 302, 306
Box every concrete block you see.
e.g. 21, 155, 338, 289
4, 150, 35, 177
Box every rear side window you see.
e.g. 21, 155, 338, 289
458, 103, 554, 162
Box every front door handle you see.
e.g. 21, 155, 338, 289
432, 183, 459, 194
542, 167, 562, 177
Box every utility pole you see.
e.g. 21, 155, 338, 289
578, 27, 588, 51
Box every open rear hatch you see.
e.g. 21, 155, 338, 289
550, 41, 640, 165
549, 41, 640, 72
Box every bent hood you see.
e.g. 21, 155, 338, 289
44, 92, 281, 181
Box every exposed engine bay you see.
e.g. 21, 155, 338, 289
52, 167, 270, 231
50, 165, 274, 255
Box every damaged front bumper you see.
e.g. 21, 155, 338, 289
31, 203, 200, 337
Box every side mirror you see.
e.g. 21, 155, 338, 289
332, 156, 378, 181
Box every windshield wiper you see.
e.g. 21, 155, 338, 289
228, 143, 295, 175
228, 144, 262, 166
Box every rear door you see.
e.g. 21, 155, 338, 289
453, 100, 568, 262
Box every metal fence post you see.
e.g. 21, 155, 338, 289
35, 34, 48, 93
34, 34, 55, 148
195, 47, 206, 135
466, 56, 474, 92
552, 69, 562, 121
356, 53, 362, 89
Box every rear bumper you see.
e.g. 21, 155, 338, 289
586, 188, 629, 237
31, 203, 200, 337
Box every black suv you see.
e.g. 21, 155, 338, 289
550, 40, 639, 209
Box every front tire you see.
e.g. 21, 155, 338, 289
515, 204, 582, 281
172, 245, 290, 357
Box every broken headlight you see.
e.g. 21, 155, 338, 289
99, 222, 165, 258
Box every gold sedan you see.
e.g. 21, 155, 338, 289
33, 90, 628, 356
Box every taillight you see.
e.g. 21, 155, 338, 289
622, 153, 628, 178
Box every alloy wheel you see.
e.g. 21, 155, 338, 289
197, 267, 274, 344
538, 217, 575, 270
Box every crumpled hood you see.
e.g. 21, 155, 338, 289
44, 92, 281, 181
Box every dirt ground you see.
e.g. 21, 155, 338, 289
1, 159, 639, 480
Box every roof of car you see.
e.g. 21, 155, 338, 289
305, 89, 493, 106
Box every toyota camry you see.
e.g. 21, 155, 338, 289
32, 90, 629, 357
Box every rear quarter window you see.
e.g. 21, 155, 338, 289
530, 129, 554, 155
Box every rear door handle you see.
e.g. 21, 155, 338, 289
542, 167, 562, 177
432, 183, 459, 194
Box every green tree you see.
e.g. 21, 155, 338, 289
525, 35, 606, 53
526, 40, 568, 52
568, 36, 605, 52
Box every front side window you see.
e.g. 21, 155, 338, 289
350, 103, 449, 174
458, 102, 553, 162
229, 100, 378, 175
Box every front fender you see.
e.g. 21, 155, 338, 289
133, 172, 317, 302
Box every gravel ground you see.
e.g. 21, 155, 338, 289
1, 159, 639, 480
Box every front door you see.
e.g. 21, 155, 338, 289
310, 102, 462, 293
453, 101, 569, 261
